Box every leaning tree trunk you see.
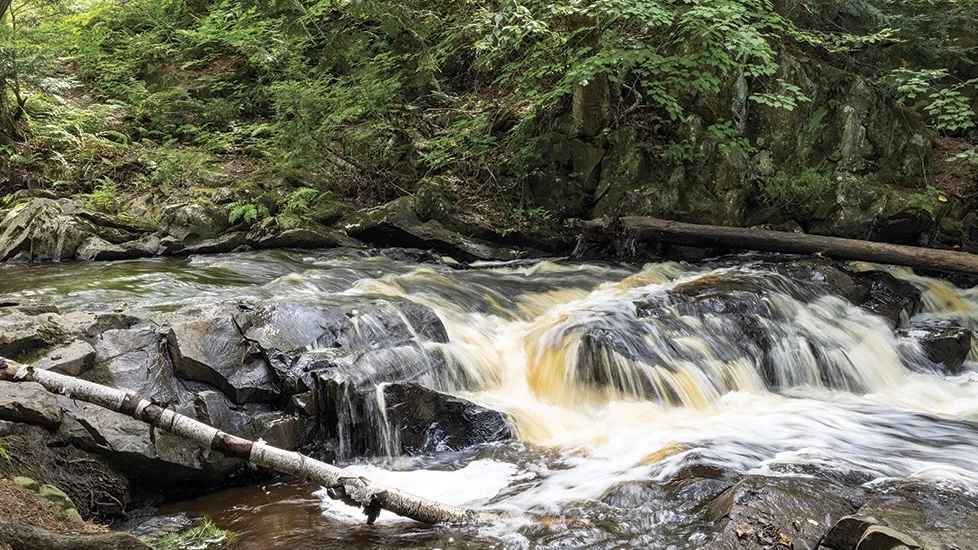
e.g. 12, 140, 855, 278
0, 358, 482, 526
575, 216, 978, 275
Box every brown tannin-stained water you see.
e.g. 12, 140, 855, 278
3, 249, 978, 548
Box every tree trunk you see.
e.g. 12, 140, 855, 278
575, 216, 978, 275
0, 359, 482, 526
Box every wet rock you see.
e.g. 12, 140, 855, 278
33, 340, 95, 376
381, 382, 512, 455
854, 271, 921, 328
313, 346, 454, 457
705, 474, 863, 550
167, 317, 278, 403
897, 322, 971, 374
345, 197, 522, 262
848, 480, 978, 550
0, 381, 62, 429
0, 311, 66, 361
89, 328, 185, 404
821, 515, 879, 550
194, 390, 306, 451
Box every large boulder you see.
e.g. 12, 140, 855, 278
167, 317, 278, 403
87, 328, 187, 404
380, 382, 512, 455
705, 474, 864, 550
0, 198, 153, 262
160, 202, 229, 244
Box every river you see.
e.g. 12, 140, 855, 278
2, 249, 977, 548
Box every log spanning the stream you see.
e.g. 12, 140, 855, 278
0, 358, 478, 526
575, 216, 978, 275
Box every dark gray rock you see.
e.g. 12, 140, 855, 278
167, 317, 277, 403
193, 390, 306, 451
821, 515, 879, 550
34, 340, 95, 376
381, 382, 512, 455
848, 480, 978, 550
854, 271, 921, 328
178, 231, 248, 255
897, 322, 972, 374
89, 328, 185, 404
704, 474, 863, 550
0, 381, 62, 429
65, 403, 226, 487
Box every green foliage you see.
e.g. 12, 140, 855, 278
749, 79, 813, 111
227, 200, 269, 226
278, 186, 332, 228
78, 178, 117, 212
706, 120, 756, 159
887, 68, 978, 133
907, 184, 947, 215
144, 519, 233, 550
760, 168, 834, 217
946, 148, 978, 166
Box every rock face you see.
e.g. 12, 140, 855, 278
167, 317, 278, 404
705, 474, 864, 550
381, 382, 512, 454
0, 199, 153, 262
820, 480, 978, 550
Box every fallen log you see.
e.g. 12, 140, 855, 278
575, 216, 978, 275
0, 358, 479, 526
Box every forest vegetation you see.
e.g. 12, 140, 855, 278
0, 0, 976, 243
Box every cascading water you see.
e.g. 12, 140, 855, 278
2, 250, 977, 548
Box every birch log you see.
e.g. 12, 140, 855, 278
575, 216, 978, 275
0, 358, 479, 526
